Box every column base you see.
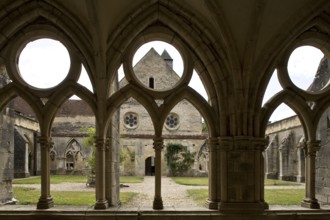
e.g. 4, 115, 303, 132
263, 201, 269, 210
205, 200, 218, 209
37, 197, 54, 209
301, 198, 320, 209
153, 196, 163, 210
218, 202, 266, 214
94, 200, 109, 209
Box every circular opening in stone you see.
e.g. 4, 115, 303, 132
287, 46, 326, 92
124, 112, 139, 129
18, 38, 70, 89
132, 41, 183, 91
165, 113, 179, 130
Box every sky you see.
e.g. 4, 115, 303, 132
18, 39, 325, 122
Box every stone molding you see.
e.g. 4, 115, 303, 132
218, 136, 268, 151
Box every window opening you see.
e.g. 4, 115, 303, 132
18, 38, 70, 89
165, 113, 179, 129
149, 77, 154, 89
124, 112, 138, 128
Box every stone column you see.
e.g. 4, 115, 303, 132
218, 136, 268, 214
36, 136, 54, 209
94, 138, 108, 209
153, 137, 164, 209
105, 138, 112, 205
205, 137, 219, 209
301, 140, 320, 209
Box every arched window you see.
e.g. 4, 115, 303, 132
149, 77, 154, 89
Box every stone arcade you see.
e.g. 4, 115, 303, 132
1, 0, 330, 219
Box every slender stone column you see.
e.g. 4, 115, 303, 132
37, 136, 54, 209
301, 140, 320, 209
105, 138, 112, 205
153, 137, 164, 209
94, 138, 109, 209
205, 137, 219, 209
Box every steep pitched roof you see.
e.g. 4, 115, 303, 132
119, 47, 180, 89
161, 49, 172, 61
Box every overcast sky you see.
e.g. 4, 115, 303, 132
18, 39, 324, 122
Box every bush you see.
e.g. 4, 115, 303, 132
165, 143, 195, 176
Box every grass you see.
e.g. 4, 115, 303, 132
13, 175, 86, 184
120, 176, 144, 183
172, 177, 302, 187
187, 189, 305, 206
264, 179, 302, 186
265, 189, 304, 205
171, 177, 208, 186
13, 187, 137, 206
13, 175, 144, 184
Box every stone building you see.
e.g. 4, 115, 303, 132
265, 116, 306, 182
1, 1, 330, 219
264, 55, 330, 205
119, 48, 207, 176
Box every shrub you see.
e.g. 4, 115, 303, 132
165, 143, 195, 176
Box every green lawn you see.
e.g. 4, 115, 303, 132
171, 177, 208, 186
187, 189, 305, 206
264, 179, 302, 186
172, 177, 302, 187
13, 175, 86, 184
13, 187, 137, 206
13, 175, 144, 184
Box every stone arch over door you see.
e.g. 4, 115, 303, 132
196, 141, 209, 174
145, 156, 155, 176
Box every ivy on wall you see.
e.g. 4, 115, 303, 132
165, 143, 195, 176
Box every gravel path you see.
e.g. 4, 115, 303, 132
121, 176, 207, 208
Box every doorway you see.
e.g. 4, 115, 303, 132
145, 156, 155, 176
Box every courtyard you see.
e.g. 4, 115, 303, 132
8, 176, 312, 209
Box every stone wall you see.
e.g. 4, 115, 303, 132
316, 109, 330, 204
0, 67, 14, 204
265, 116, 305, 182
51, 113, 95, 175
0, 108, 14, 204
119, 48, 207, 177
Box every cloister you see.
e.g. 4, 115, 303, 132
1, 0, 330, 219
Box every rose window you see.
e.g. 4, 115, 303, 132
124, 113, 138, 128
165, 113, 179, 129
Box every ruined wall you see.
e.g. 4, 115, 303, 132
51, 113, 95, 175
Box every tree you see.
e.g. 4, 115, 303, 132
81, 127, 96, 186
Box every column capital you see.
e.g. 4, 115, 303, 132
207, 137, 219, 152
153, 137, 164, 150
37, 136, 53, 149
94, 138, 108, 151
218, 136, 268, 151
306, 140, 321, 156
